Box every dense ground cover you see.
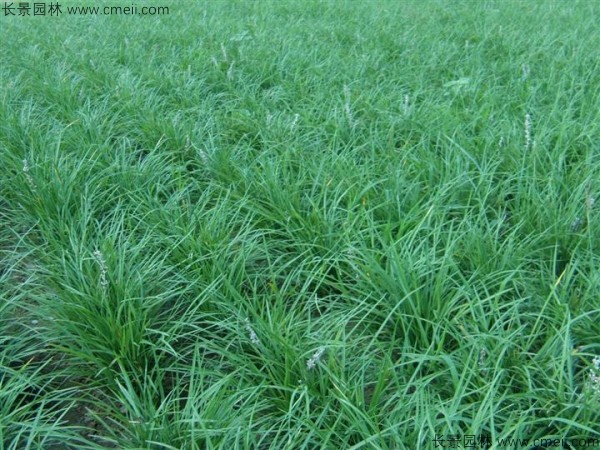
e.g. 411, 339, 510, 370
1, 0, 600, 448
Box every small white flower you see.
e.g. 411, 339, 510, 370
93, 249, 108, 288
23, 159, 36, 190
290, 113, 300, 131
306, 347, 326, 370
589, 372, 600, 395
403, 94, 410, 115
343, 85, 355, 127
524, 113, 532, 150
197, 149, 208, 164
586, 356, 600, 398
586, 195, 595, 210
227, 61, 235, 81
244, 318, 260, 346
220, 42, 228, 61
478, 347, 489, 374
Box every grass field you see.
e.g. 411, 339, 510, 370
1, 1, 600, 448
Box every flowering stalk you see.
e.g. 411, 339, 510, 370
291, 113, 300, 131
589, 356, 600, 397
524, 113, 532, 151
244, 318, 261, 346
23, 159, 36, 191
93, 249, 108, 290
306, 347, 326, 370
478, 347, 489, 374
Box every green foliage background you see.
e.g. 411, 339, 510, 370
1, 1, 599, 448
